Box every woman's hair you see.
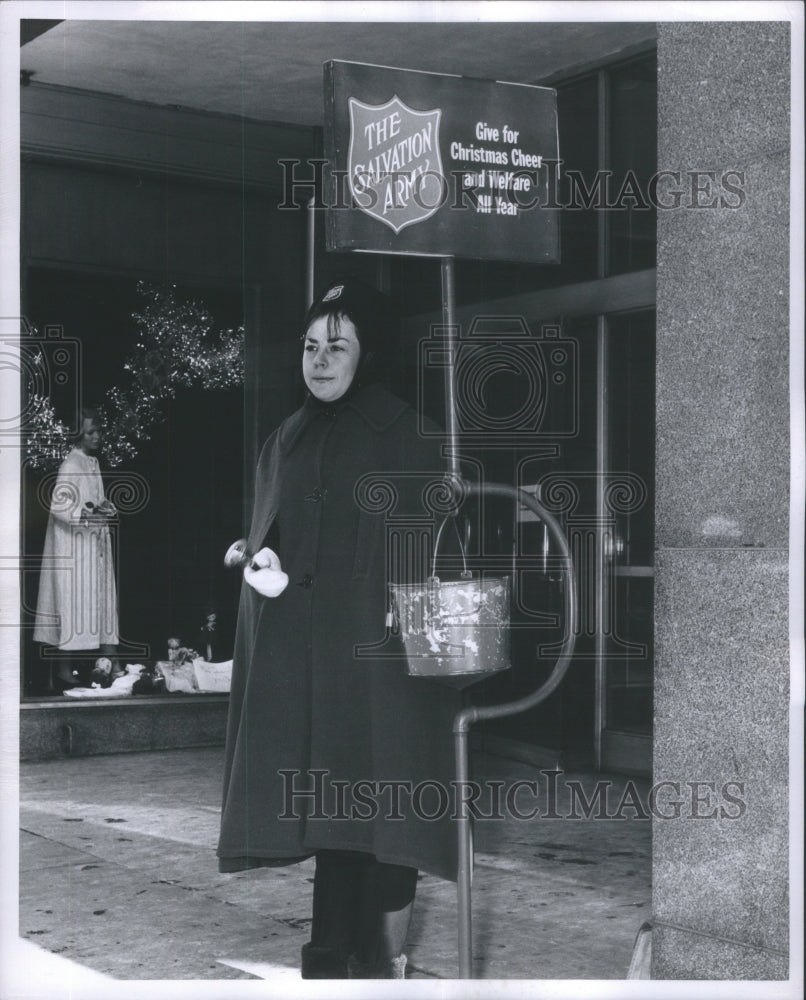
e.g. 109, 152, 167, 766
302, 277, 396, 385
73, 406, 101, 443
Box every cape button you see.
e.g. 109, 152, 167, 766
298, 573, 314, 589
304, 487, 327, 503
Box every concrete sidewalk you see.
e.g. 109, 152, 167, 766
16, 746, 651, 984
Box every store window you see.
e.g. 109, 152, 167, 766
607, 57, 658, 275
21, 269, 244, 696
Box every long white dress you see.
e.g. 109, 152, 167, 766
33, 447, 119, 650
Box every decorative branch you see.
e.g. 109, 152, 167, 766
25, 283, 245, 471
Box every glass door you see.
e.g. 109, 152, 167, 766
596, 308, 655, 774
472, 306, 655, 777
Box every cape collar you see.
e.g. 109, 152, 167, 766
278, 383, 408, 455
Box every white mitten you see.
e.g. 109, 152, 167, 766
244, 547, 289, 598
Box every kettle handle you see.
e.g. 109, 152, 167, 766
431, 515, 472, 581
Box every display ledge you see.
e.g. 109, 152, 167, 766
20, 694, 229, 761
21, 694, 229, 706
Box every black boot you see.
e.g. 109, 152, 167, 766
348, 859, 416, 978
348, 952, 407, 979
300, 942, 348, 979
304, 851, 366, 979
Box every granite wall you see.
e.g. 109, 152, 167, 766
653, 23, 790, 978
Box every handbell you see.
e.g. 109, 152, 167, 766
224, 538, 258, 571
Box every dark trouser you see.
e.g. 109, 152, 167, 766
306, 849, 417, 975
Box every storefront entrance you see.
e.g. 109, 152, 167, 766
408, 297, 657, 777
19, 39, 657, 778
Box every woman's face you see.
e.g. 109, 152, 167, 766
303, 315, 361, 403
79, 418, 101, 455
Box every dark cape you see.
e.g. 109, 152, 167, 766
217, 384, 463, 881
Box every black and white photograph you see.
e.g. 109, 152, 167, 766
0, 2, 802, 996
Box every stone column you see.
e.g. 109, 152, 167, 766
653, 23, 790, 978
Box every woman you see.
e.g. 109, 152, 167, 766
34, 408, 119, 690
218, 279, 462, 979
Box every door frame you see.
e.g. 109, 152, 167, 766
403, 269, 656, 775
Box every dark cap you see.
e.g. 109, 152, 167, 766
302, 276, 396, 383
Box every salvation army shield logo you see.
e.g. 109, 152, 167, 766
348, 95, 444, 234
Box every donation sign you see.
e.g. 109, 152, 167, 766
324, 60, 560, 263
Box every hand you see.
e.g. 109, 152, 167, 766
251, 547, 283, 571
78, 510, 111, 526
244, 547, 289, 598
79, 501, 114, 525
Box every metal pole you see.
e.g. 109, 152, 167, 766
305, 196, 316, 309
594, 315, 608, 770
439, 253, 473, 974
455, 726, 473, 978
452, 480, 578, 978
440, 257, 461, 482
436, 255, 578, 980
593, 66, 610, 772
